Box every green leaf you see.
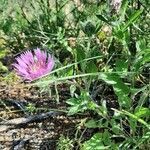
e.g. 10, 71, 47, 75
141, 48, 150, 65
119, 0, 128, 21
101, 74, 131, 108
81, 133, 110, 150
67, 105, 80, 116
113, 109, 150, 129
96, 15, 111, 25
66, 91, 90, 115
115, 59, 128, 73
81, 21, 96, 36
110, 119, 121, 134
133, 47, 150, 72
85, 119, 98, 128
100, 73, 117, 84
111, 76, 130, 95
62, 67, 73, 77
114, 29, 124, 39
103, 130, 111, 146
76, 48, 86, 62
0, 62, 8, 72
135, 131, 150, 149
134, 107, 150, 118
66, 98, 81, 106
0, 49, 9, 58
86, 61, 98, 73
122, 10, 143, 32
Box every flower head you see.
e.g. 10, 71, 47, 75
111, 0, 122, 13
13, 48, 54, 81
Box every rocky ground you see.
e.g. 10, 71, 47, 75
0, 77, 93, 150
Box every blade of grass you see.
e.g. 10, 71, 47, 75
122, 10, 143, 32
31, 55, 103, 81
112, 108, 150, 129
32, 71, 135, 86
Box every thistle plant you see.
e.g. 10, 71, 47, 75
13, 48, 54, 81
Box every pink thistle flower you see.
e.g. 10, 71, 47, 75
13, 48, 54, 81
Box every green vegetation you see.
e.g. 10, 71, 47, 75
0, 0, 149, 149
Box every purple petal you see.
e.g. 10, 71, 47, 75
13, 48, 55, 81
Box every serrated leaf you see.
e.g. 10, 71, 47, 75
100, 73, 131, 108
